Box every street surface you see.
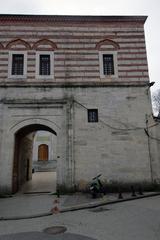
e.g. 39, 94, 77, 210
0, 196, 160, 240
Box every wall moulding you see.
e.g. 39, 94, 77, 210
6, 38, 31, 50
1, 98, 68, 105
0, 42, 4, 49
32, 39, 57, 50
96, 38, 120, 50
0, 81, 149, 88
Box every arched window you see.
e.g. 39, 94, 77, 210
38, 144, 49, 161
33, 39, 56, 79
6, 39, 30, 79
96, 38, 119, 79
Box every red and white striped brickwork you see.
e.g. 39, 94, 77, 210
0, 15, 149, 85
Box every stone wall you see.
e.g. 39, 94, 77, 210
0, 84, 155, 192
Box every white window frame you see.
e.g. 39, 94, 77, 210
8, 51, 27, 79
36, 51, 54, 79
99, 51, 118, 79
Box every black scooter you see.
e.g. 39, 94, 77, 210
90, 174, 106, 198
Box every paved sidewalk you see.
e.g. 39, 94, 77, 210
0, 191, 160, 220
0, 232, 96, 240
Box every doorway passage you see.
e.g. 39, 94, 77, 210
38, 144, 49, 161
13, 124, 57, 194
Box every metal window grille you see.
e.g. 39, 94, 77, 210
12, 54, 24, 75
103, 54, 114, 75
88, 109, 98, 122
39, 55, 50, 75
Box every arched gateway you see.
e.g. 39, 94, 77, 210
0, 100, 74, 194
13, 124, 57, 193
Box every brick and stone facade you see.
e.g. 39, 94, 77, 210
0, 15, 158, 194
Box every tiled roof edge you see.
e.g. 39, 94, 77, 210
0, 14, 147, 23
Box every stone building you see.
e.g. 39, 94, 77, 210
0, 14, 158, 194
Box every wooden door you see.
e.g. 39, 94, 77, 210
38, 144, 48, 161
12, 136, 19, 193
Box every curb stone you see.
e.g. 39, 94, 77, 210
60, 192, 160, 212
0, 192, 160, 221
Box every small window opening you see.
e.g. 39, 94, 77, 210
88, 109, 98, 122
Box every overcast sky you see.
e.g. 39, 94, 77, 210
0, 0, 159, 92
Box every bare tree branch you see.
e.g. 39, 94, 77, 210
152, 89, 160, 117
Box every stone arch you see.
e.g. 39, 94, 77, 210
14, 123, 57, 136
95, 38, 120, 50
32, 39, 57, 51
6, 38, 31, 50
10, 117, 60, 135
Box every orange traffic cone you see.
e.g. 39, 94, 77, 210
51, 199, 60, 214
